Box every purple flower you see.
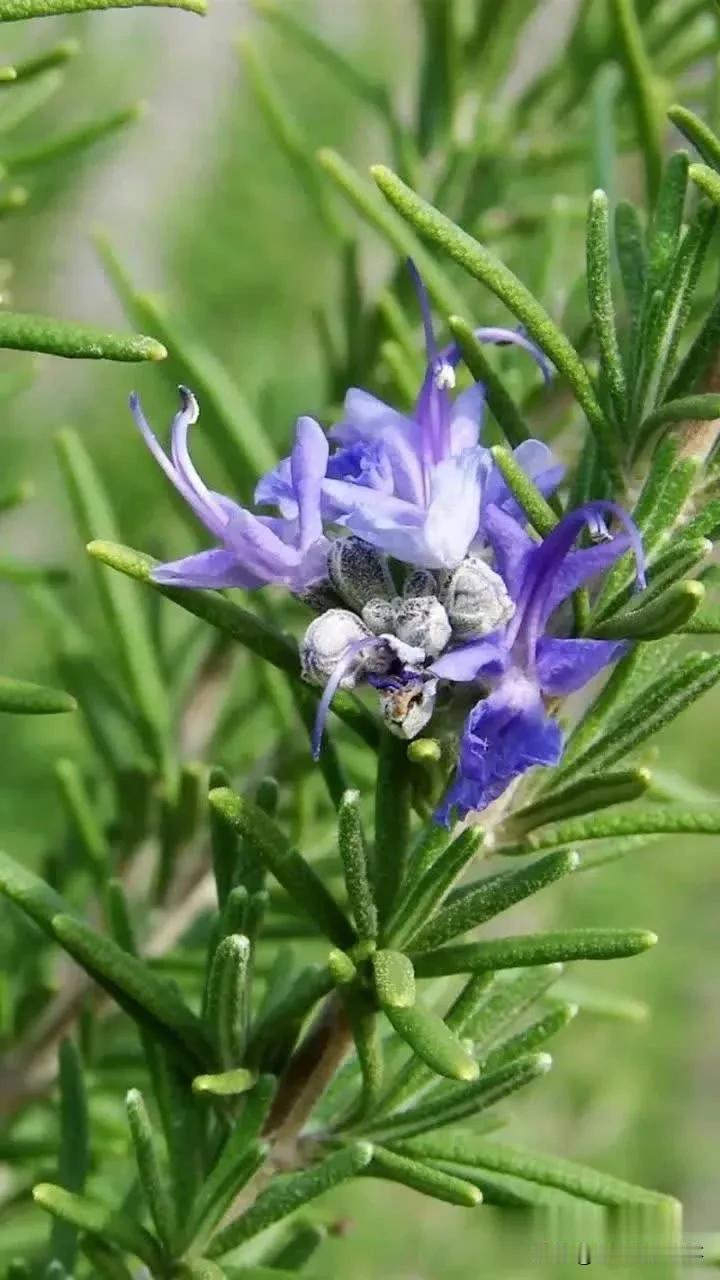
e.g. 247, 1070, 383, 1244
256, 263, 561, 571
130, 387, 330, 594
431, 501, 646, 825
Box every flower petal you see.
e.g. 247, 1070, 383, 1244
291, 416, 329, 551
536, 636, 627, 696
450, 382, 486, 453
423, 449, 485, 568
151, 548, 265, 589
430, 639, 507, 682
482, 503, 535, 600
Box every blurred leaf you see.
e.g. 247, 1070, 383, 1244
2, 104, 142, 174
0, 676, 76, 714
33, 1185, 164, 1270
1, 0, 205, 15
411, 928, 657, 977
206, 1143, 374, 1259
50, 1039, 89, 1273
0, 311, 165, 360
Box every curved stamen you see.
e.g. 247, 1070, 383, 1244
444, 326, 553, 384
170, 386, 229, 530
311, 636, 376, 760
509, 500, 646, 660
131, 390, 227, 540
407, 258, 438, 360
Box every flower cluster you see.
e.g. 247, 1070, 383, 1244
131, 268, 644, 826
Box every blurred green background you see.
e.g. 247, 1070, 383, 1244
0, 1, 718, 1275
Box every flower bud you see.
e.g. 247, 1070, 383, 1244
393, 596, 451, 658
300, 609, 372, 688
403, 569, 438, 598
361, 597, 397, 635
327, 536, 395, 614
380, 675, 438, 740
440, 556, 515, 638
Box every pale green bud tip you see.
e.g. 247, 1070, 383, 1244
536, 1053, 553, 1073
566, 1003, 580, 1020
567, 851, 581, 871
354, 1141, 375, 1165
125, 1088, 142, 1110
459, 1057, 481, 1083
407, 738, 442, 765
341, 788, 361, 807
0, 66, 17, 83
641, 931, 659, 949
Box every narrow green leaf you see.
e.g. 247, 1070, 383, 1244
372, 950, 416, 1009
51, 1040, 89, 1273
482, 1001, 578, 1073
365, 1054, 551, 1142
80, 1240, 135, 1280
670, 104, 720, 172
556, 651, 720, 782
614, 200, 646, 338
208, 789, 354, 948
261, 1221, 327, 1271
51, 914, 210, 1067
0, 308, 163, 360
489, 446, 557, 535
410, 850, 579, 952
510, 805, 720, 852
591, 579, 704, 640
192, 1069, 257, 1097
610, 0, 663, 199
255, 0, 387, 113
1, 0, 205, 15
371, 163, 621, 483
0, 677, 76, 715
2, 39, 78, 82
365, 1145, 481, 1207
504, 768, 651, 838
646, 151, 689, 294
54, 759, 109, 879
248, 962, 336, 1064
411, 928, 657, 978
416, 0, 459, 153
86, 541, 378, 751
448, 316, 530, 446
459, 965, 565, 1057
96, 239, 277, 490
207, 1143, 374, 1259
682, 607, 720, 633
126, 1089, 175, 1254
384, 827, 483, 949
393, 1135, 679, 1211
586, 189, 627, 423
384, 1000, 479, 1084
3, 103, 140, 173
338, 985, 384, 1121
635, 393, 720, 455
318, 150, 467, 321
183, 1079, 274, 1249
337, 790, 377, 941
205, 934, 250, 1068
33, 1185, 164, 1271
373, 731, 412, 923
57, 436, 171, 774
239, 41, 342, 239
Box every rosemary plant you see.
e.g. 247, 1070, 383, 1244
2, 0, 720, 1275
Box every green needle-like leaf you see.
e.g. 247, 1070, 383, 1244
126, 1089, 175, 1254
208, 789, 355, 948
411, 928, 658, 977
384, 827, 483, 949
365, 1145, 481, 1207
371, 164, 621, 483
0, 311, 165, 361
0, 677, 76, 714
0, 0, 205, 15
393, 1136, 679, 1211
374, 731, 413, 923
192, 1069, 257, 1097
556, 651, 720, 783
58, 435, 172, 775
688, 161, 720, 207
669, 104, 720, 172
51, 1040, 89, 1273
2, 103, 141, 173
261, 1221, 327, 1272
591, 579, 705, 640
86, 540, 378, 750
365, 1055, 551, 1142
51, 914, 211, 1067
489, 446, 558, 535
610, 0, 663, 200
207, 1143, 374, 1258
372, 950, 416, 1009
205, 934, 250, 1068
32, 1185, 164, 1272
482, 1001, 578, 1073
449, 315, 531, 447
54, 760, 109, 879
383, 1000, 480, 1084
504, 768, 651, 838
337, 790, 377, 941
506, 805, 720, 852
586, 189, 627, 425
410, 850, 579, 952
